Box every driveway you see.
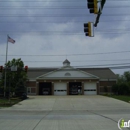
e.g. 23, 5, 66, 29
0, 95, 130, 130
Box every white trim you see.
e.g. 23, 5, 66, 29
37, 77, 98, 80
99, 79, 117, 81
27, 87, 31, 94
27, 87, 36, 94
28, 79, 36, 81
36, 66, 99, 80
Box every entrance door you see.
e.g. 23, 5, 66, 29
54, 82, 67, 95
69, 82, 82, 95
84, 82, 97, 95
39, 82, 52, 95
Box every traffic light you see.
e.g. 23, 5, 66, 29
84, 22, 93, 37
0, 66, 3, 72
25, 66, 28, 72
87, 0, 98, 14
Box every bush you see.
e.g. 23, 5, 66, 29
112, 83, 130, 95
112, 84, 118, 95
118, 83, 129, 95
20, 93, 27, 100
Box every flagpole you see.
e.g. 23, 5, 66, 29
4, 35, 9, 97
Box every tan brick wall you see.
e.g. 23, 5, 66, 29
100, 81, 116, 86
27, 81, 36, 87
52, 83, 54, 95
82, 82, 84, 95
27, 81, 37, 95
97, 82, 100, 95
31, 88, 36, 93
67, 83, 69, 95
99, 81, 116, 94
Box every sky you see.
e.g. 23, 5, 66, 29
0, 0, 130, 75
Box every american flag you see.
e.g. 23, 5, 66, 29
8, 36, 15, 43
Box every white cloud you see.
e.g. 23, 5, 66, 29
0, 0, 130, 75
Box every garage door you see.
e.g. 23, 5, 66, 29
54, 82, 67, 95
84, 82, 97, 95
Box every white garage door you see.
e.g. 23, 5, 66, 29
54, 82, 67, 95
84, 82, 97, 95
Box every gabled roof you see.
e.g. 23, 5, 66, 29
36, 66, 99, 80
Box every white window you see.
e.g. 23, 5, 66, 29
27, 87, 36, 94
27, 87, 31, 94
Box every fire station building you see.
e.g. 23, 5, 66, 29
26, 59, 117, 95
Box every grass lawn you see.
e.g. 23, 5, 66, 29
106, 95, 130, 103
0, 98, 22, 107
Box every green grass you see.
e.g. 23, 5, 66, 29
106, 95, 130, 103
0, 98, 22, 107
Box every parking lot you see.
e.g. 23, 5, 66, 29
0, 95, 130, 130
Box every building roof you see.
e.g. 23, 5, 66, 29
27, 67, 56, 80
27, 67, 117, 80
79, 68, 117, 79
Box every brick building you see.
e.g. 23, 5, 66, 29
26, 59, 117, 95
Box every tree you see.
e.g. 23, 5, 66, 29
0, 58, 28, 97
112, 84, 118, 95
124, 71, 130, 82
15, 79, 27, 96
116, 74, 124, 84
118, 83, 129, 95
112, 71, 130, 95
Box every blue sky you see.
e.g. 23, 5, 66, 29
0, 0, 130, 74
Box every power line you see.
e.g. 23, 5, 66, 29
79, 65, 130, 70
0, 6, 130, 8
76, 63, 130, 67
0, 14, 130, 17
1, 59, 130, 63
0, 20, 130, 23
0, 0, 87, 2
1, 50, 130, 57
0, 0, 129, 2
1, 29, 129, 32
0, 31, 129, 35
0, 31, 127, 36
96, 29, 130, 31
1, 60, 130, 70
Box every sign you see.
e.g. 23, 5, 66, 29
11, 66, 17, 71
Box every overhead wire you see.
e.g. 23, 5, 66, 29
0, 6, 130, 9
1, 50, 130, 57
0, 0, 129, 2
0, 14, 130, 17
0, 1, 129, 70
0, 20, 130, 23
0, 31, 130, 35
1, 62, 130, 70
1, 59, 130, 63
0, 1, 129, 35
